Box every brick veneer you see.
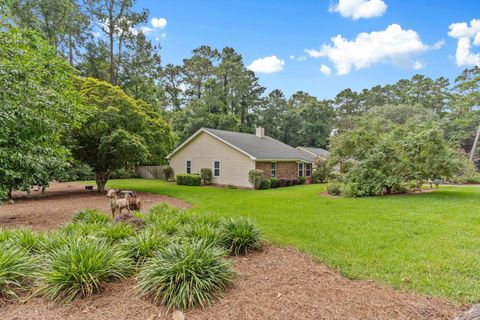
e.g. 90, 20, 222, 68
255, 161, 298, 179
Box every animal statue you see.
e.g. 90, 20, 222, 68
106, 189, 131, 218
126, 192, 142, 211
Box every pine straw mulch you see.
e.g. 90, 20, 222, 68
0, 246, 465, 320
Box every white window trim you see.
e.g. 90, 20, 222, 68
186, 159, 192, 174
298, 162, 304, 177
305, 163, 312, 177
213, 160, 221, 177
271, 162, 276, 178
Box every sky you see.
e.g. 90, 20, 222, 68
134, 0, 480, 99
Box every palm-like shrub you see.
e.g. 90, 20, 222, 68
137, 240, 234, 310
220, 217, 262, 255
121, 229, 167, 266
0, 243, 36, 299
72, 209, 110, 224
39, 238, 133, 301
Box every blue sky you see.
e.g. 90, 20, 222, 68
135, 0, 480, 99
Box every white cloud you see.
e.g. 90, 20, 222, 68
289, 55, 295, 60
329, 0, 387, 20
151, 17, 167, 29
413, 60, 425, 70
297, 56, 307, 61
306, 24, 430, 75
432, 40, 445, 49
140, 26, 154, 34
320, 64, 332, 76
448, 19, 480, 67
247, 56, 285, 74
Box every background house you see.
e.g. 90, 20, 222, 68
167, 127, 315, 188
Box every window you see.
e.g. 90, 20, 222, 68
271, 162, 276, 177
306, 163, 312, 177
298, 162, 304, 177
214, 161, 220, 177
186, 160, 192, 174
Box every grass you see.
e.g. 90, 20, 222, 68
105, 179, 480, 304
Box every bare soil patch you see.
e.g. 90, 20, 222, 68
0, 246, 463, 320
0, 182, 190, 231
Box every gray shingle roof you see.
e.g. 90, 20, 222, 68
203, 128, 315, 162
297, 147, 330, 159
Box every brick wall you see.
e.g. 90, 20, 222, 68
255, 161, 298, 179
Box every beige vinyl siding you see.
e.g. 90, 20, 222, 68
169, 132, 255, 188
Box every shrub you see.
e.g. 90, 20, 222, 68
55, 160, 94, 182
114, 212, 145, 229
259, 179, 271, 190
0, 243, 36, 299
298, 176, 307, 185
220, 217, 262, 256
176, 174, 201, 186
72, 209, 110, 224
200, 168, 213, 185
278, 178, 287, 187
96, 223, 136, 243
286, 179, 293, 186
163, 166, 174, 181
182, 222, 222, 246
110, 167, 138, 179
326, 181, 343, 196
312, 158, 332, 183
270, 177, 279, 188
7, 228, 43, 253
39, 238, 133, 301
61, 221, 104, 237
292, 178, 300, 185
137, 240, 234, 310
121, 229, 167, 266
248, 169, 264, 189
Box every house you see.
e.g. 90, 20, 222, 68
167, 127, 316, 188
296, 147, 330, 161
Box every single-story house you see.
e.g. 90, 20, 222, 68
296, 146, 330, 161
167, 127, 319, 188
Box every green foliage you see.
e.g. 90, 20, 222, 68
121, 229, 167, 266
270, 177, 279, 188
182, 222, 222, 247
312, 158, 332, 183
163, 166, 174, 181
39, 238, 133, 301
137, 240, 234, 310
72, 209, 110, 224
220, 217, 262, 255
55, 160, 94, 182
326, 181, 342, 196
298, 176, 307, 185
259, 179, 271, 190
0, 243, 36, 299
5, 228, 43, 253
110, 167, 138, 179
248, 169, 264, 189
176, 174, 202, 186
0, 25, 83, 196
200, 168, 213, 185
70, 77, 175, 191
96, 223, 136, 243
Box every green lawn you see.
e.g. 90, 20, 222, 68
106, 179, 480, 304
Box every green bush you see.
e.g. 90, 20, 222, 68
176, 174, 201, 186
137, 240, 234, 310
0, 243, 36, 299
121, 229, 167, 266
248, 169, 264, 189
72, 209, 111, 224
182, 222, 222, 247
298, 176, 307, 185
163, 166, 174, 181
312, 158, 332, 183
55, 160, 94, 182
39, 238, 133, 301
96, 223, 136, 243
270, 177, 279, 188
200, 168, 213, 185
220, 217, 262, 255
110, 167, 138, 179
326, 181, 342, 196
6, 228, 43, 253
259, 179, 271, 190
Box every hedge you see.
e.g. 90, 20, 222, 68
259, 179, 271, 190
176, 174, 201, 186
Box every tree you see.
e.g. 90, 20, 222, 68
77, 40, 110, 81
84, 0, 148, 85
70, 77, 175, 192
0, 24, 83, 198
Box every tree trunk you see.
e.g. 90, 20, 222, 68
470, 124, 480, 161
385, 186, 392, 194
95, 172, 110, 193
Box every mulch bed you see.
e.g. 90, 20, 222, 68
0, 183, 467, 319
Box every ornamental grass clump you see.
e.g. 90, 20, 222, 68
5, 228, 43, 253
72, 209, 110, 224
39, 238, 133, 301
182, 222, 222, 247
121, 229, 168, 266
96, 222, 136, 243
220, 217, 262, 255
0, 243, 36, 300
137, 240, 234, 310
